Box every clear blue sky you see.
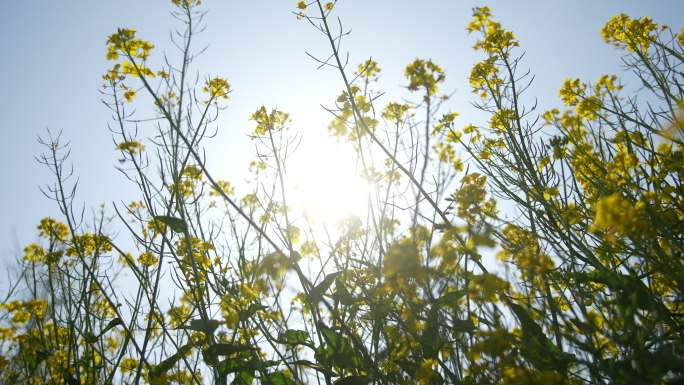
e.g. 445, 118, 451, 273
1, 1, 682, 265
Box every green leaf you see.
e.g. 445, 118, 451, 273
179, 318, 222, 335
293, 360, 334, 376
101, 317, 124, 334
216, 358, 242, 374
436, 290, 466, 306
239, 303, 267, 322
84, 317, 123, 344
149, 342, 193, 379
62, 370, 79, 385
334, 277, 356, 305
206, 343, 255, 357
278, 329, 310, 345
215, 352, 276, 375
508, 303, 570, 372
421, 307, 441, 358
308, 272, 340, 303
231, 371, 254, 385
452, 319, 475, 333
433, 222, 451, 231
26, 349, 51, 372
83, 331, 99, 344
264, 371, 296, 385
315, 326, 364, 370
153, 215, 187, 233
333, 376, 371, 385
509, 303, 546, 342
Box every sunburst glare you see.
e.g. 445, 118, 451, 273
286, 142, 371, 227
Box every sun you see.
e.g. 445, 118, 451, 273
286, 141, 370, 227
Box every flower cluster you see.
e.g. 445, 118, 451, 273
601, 13, 660, 52
405, 58, 445, 95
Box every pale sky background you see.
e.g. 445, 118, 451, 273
1, 1, 683, 267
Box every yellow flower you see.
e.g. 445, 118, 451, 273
356, 58, 380, 79
489, 108, 516, 132
416, 359, 438, 385
296, 1, 306, 10
405, 58, 445, 94
382, 238, 423, 281
382, 102, 410, 123
286, 225, 301, 244
324, 2, 334, 11
299, 240, 318, 257
203, 77, 231, 100
468, 7, 519, 54
594, 74, 619, 95
11, 310, 31, 325
0, 327, 15, 340
502, 367, 562, 385
120, 357, 138, 374
106, 28, 155, 61
123, 89, 136, 102
601, 14, 659, 52
181, 164, 203, 181
470, 328, 515, 359
498, 225, 555, 279
209, 180, 234, 197
537, 155, 550, 171
592, 193, 646, 236
576, 96, 602, 120
23, 243, 46, 263
26, 299, 48, 318
66, 233, 113, 257
468, 273, 509, 302
558, 78, 586, 106
220, 283, 260, 329
138, 251, 158, 266
172, 0, 202, 7
543, 186, 560, 201
120, 60, 155, 78
116, 140, 145, 154
432, 111, 459, 135
250, 106, 290, 136
452, 172, 495, 224
37, 217, 69, 241
466, 7, 491, 33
